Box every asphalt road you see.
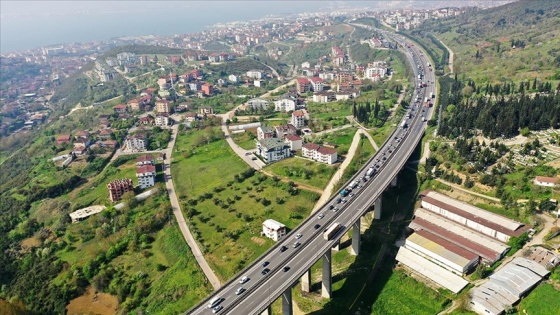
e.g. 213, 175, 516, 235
187, 29, 436, 315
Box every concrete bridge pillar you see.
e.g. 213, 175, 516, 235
301, 269, 311, 292
332, 240, 340, 252
282, 286, 293, 315
260, 305, 272, 315
350, 217, 361, 256
374, 196, 383, 220
322, 250, 332, 298
391, 177, 398, 187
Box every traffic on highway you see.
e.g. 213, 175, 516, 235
187, 29, 437, 315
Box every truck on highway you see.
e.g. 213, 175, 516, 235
347, 180, 359, 190
366, 167, 376, 177
400, 120, 408, 129
324, 222, 342, 241
340, 189, 349, 197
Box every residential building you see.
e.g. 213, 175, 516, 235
155, 99, 170, 115
313, 91, 336, 103
274, 124, 297, 139
198, 106, 214, 115
184, 112, 198, 122
128, 99, 141, 111
246, 70, 263, 79
107, 178, 134, 202
56, 134, 71, 145
136, 165, 156, 189
274, 98, 296, 112
124, 134, 146, 152
247, 98, 269, 110
365, 66, 386, 79
139, 115, 155, 125
136, 154, 154, 166
114, 104, 128, 114
98, 129, 113, 140
533, 176, 559, 187
257, 126, 274, 140
254, 79, 263, 87
201, 83, 213, 96
296, 78, 310, 93
291, 110, 307, 129
262, 219, 286, 241
309, 77, 324, 91
228, 74, 238, 82
256, 138, 292, 163
155, 115, 170, 126
302, 143, 338, 164
285, 135, 302, 151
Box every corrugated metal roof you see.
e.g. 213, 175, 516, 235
396, 246, 469, 294
423, 190, 526, 234
411, 215, 500, 263
407, 231, 478, 269
511, 257, 550, 277
414, 208, 509, 255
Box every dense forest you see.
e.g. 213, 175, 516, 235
437, 74, 560, 139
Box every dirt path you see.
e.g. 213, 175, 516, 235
433, 35, 454, 75
388, 87, 407, 120
312, 129, 366, 212
435, 178, 500, 203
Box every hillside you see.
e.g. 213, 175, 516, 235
413, 0, 560, 84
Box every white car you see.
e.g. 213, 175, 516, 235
295, 233, 302, 239
239, 276, 249, 284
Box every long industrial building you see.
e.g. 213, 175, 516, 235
420, 190, 529, 243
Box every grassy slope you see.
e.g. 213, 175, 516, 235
518, 283, 560, 315
418, 0, 560, 84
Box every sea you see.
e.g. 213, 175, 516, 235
0, 1, 375, 54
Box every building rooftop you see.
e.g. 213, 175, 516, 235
69, 205, 106, 223
137, 164, 156, 174
263, 219, 285, 231
421, 190, 527, 237
259, 138, 287, 150
409, 230, 478, 267
535, 176, 558, 184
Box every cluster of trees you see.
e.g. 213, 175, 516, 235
439, 91, 560, 139
454, 138, 509, 169
353, 100, 384, 127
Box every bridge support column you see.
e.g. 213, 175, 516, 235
374, 196, 383, 220
260, 305, 272, 315
282, 286, 293, 315
332, 240, 340, 251
322, 250, 332, 298
301, 269, 311, 292
391, 177, 398, 187
350, 217, 361, 256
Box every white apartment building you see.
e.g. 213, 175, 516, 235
262, 219, 287, 241
246, 70, 263, 79
124, 134, 146, 152
274, 98, 296, 112
256, 138, 292, 163
136, 165, 156, 189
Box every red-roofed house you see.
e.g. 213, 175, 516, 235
98, 128, 113, 140
309, 77, 324, 92
114, 104, 128, 114
534, 176, 559, 188
57, 134, 71, 145
285, 135, 302, 150
274, 124, 297, 139
201, 83, 213, 96
136, 154, 154, 166
296, 78, 310, 93
302, 143, 338, 164
291, 110, 307, 129
139, 115, 155, 125
136, 164, 156, 189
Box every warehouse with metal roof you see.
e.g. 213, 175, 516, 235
469, 257, 550, 315
404, 230, 479, 275
420, 190, 529, 243
396, 246, 469, 294
411, 208, 508, 264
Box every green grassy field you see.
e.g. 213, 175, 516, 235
311, 128, 357, 156
264, 157, 338, 190
518, 283, 560, 315
332, 135, 376, 194
171, 127, 320, 280
230, 130, 257, 151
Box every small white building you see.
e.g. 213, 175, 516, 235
124, 134, 147, 152
247, 98, 269, 110
154, 115, 170, 126
257, 126, 275, 140
136, 164, 156, 189
228, 74, 238, 83
254, 79, 264, 87
246, 70, 263, 79
291, 109, 307, 129
302, 143, 338, 165
274, 98, 296, 112
262, 219, 286, 241
285, 135, 303, 151
533, 176, 559, 187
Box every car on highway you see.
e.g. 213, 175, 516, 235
317, 212, 325, 219
328, 204, 334, 210
261, 268, 270, 275
235, 287, 245, 295
283, 266, 290, 272
314, 224, 321, 230
295, 233, 302, 239
212, 305, 223, 313
280, 245, 288, 252
239, 276, 249, 284
262, 261, 269, 267
293, 242, 301, 248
